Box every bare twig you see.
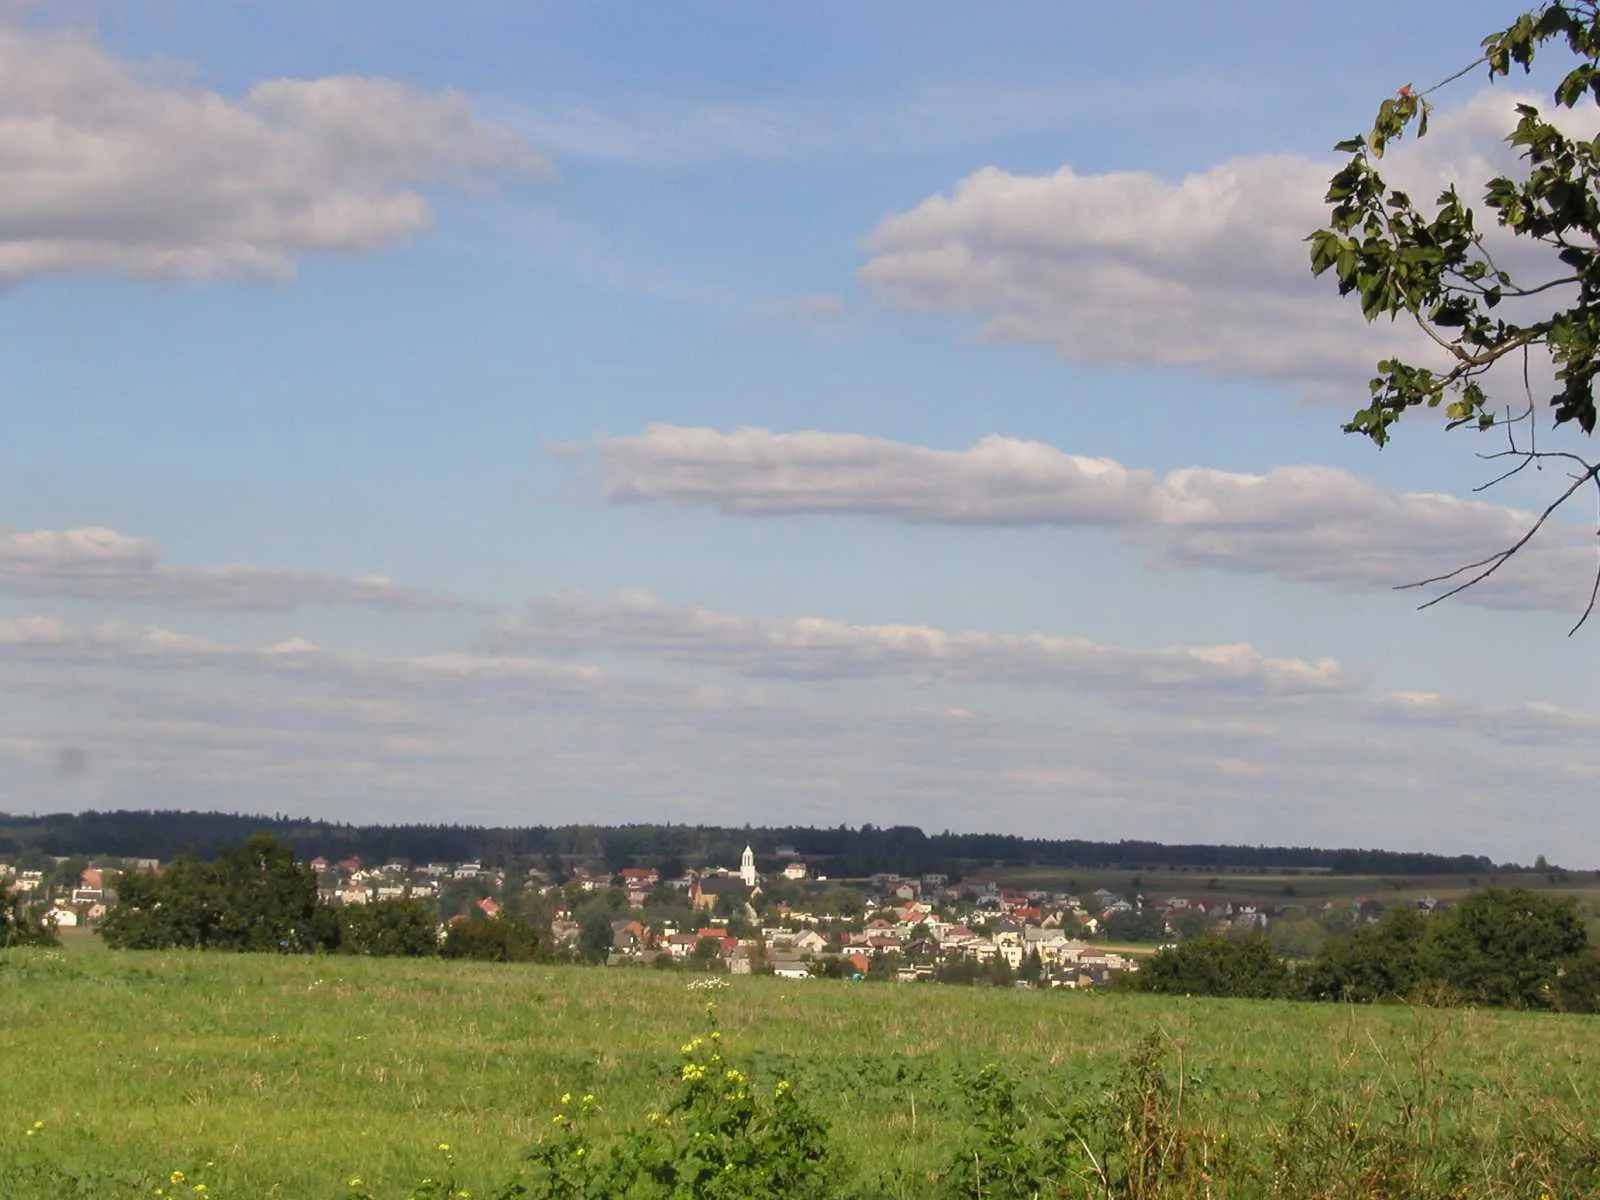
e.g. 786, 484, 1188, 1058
1396, 455, 1600, 616
1418, 55, 1492, 98
1573, 468, 1600, 634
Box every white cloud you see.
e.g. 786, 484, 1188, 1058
858, 91, 1596, 390
0, 524, 457, 610
492, 590, 1347, 697
594, 425, 1593, 613
0, 22, 545, 283
5, 608, 1600, 858
600, 425, 1150, 525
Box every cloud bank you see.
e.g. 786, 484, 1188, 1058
0, 525, 456, 611
595, 425, 1592, 613
492, 590, 1347, 696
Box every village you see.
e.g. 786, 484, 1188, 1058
1, 842, 1441, 989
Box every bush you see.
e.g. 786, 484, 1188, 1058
100, 834, 329, 953
511, 1003, 839, 1199
1134, 933, 1294, 999
440, 913, 543, 962
340, 898, 439, 957
0, 881, 57, 948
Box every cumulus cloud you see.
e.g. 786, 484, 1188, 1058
0, 22, 545, 283
491, 590, 1347, 696
594, 425, 1592, 613
0, 525, 457, 610
858, 91, 1597, 390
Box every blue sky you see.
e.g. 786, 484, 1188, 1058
1, 1, 1596, 863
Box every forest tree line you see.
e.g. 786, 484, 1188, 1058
0, 809, 1519, 878
1132, 888, 1600, 1013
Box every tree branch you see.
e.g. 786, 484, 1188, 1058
1397, 454, 1600, 629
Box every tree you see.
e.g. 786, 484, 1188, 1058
689, 936, 727, 972
340, 897, 438, 957
575, 902, 618, 964
101, 834, 327, 952
1135, 934, 1294, 999
1102, 908, 1167, 944
1018, 948, 1044, 984
1554, 946, 1600, 1010
1171, 909, 1217, 941
984, 953, 1016, 988
1302, 906, 1433, 1003
1267, 915, 1329, 961
0, 880, 58, 948
1426, 886, 1588, 1008
440, 914, 542, 962
1310, 3, 1600, 629
817, 887, 865, 920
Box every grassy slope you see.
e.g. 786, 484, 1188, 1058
3, 940, 1598, 1197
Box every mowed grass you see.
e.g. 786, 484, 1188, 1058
3, 940, 1599, 1198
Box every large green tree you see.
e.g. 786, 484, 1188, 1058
1427, 886, 1588, 1007
101, 834, 331, 952
0, 880, 58, 948
339, 897, 439, 957
1134, 933, 1295, 999
1311, 2, 1600, 627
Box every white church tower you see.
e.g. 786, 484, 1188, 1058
739, 845, 757, 887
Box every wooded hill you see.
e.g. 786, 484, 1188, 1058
0, 809, 1517, 877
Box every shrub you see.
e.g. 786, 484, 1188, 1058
0, 882, 58, 948
1133, 933, 1293, 999
440, 913, 542, 963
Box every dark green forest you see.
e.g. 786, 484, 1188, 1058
0, 809, 1512, 877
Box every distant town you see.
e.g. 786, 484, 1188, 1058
5, 831, 1525, 989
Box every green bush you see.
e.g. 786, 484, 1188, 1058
1133, 933, 1294, 999
440, 913, 543, 962
0, 881, 57, 948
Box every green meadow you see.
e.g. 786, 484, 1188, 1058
4, 938, 1598, 1198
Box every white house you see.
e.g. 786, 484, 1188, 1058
45, 905, 79, 928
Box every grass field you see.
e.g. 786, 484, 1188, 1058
4, 937, 1599, 1198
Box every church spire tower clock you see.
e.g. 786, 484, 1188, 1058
739, 845, 757, 887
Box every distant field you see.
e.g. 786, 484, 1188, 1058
989, 864, 1600, 903
3, 939, 1599, 1198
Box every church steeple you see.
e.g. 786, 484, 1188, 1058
739, 844, 757, 887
